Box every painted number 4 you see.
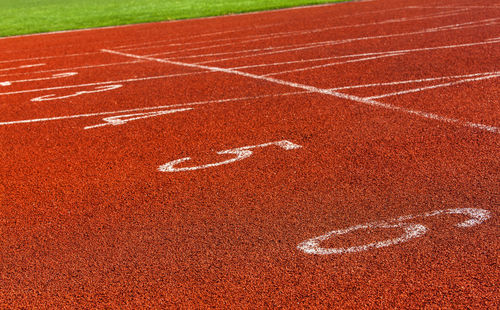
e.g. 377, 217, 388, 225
158, 140, 302, 172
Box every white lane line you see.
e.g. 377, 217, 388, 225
138, 8, 467, 56
229, 39, 500, 71
31, 84, 123, 102
0, 72, 78, 87
0, 60, 142, 78
101, 49, 500, 134
116, 22, 286, 51
365, 74, 500, 99
191, 18, 498, 65
0, 52, 99, 65
0, 63, 46, 72
114, 5, 416, 50
0, 71, 206, 96
84, 108, 194, 129
262, 53, 405, 77
0, 91, 308, 126
147, 13, 466, 61
435, 5, 500, 9
329, 72, 500, 90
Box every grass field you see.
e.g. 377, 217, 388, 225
0, 0, 345, 37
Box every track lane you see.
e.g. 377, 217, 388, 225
0, 0, 498, 307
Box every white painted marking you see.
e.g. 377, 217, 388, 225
228, 39, 500, 70
124, 6, 452, 52
0, 91, 307, 127
0, 63, 45, 72
0, 52, 99, 65
0, 71, 206, 97
298, 208, 491, 255
262, 53, 405, 77
31, 84, 123, 102
191, 18, 498, 65
142, 8, 467, 56
365, 74, 500, 99
329, 72, 500, 91
101, 49, 500, 134
299, 222, 428, 255
0, 60, 141, 78
159, 140, 301, 172
0, 72, 77, 87
113, 3, 410, 50
84, 108, 193, 129
118, 22, 286, 51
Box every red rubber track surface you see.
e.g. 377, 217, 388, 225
0, 0, 499, 307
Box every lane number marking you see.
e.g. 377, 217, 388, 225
84, 108, 193, 129
0, 72, 77, 86
0, 63, 46, 72
298, 208, 491, 255
31, 84, 123, 102
159, 140, 302, 172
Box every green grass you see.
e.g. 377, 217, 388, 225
0, 0, 346, 37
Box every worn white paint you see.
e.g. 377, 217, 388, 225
298, 208, 491, 255
101, 49, 500, 134
84, 108, 193, 129
329, 71, 500, 91
158, 140, 302, 172
228, 38, 500, 70
0, 61, 141, 78
0, 71, 205, 97
31, 84, 123, 102
191, 18, 498, 65
0, 72, 77, 87
0, 91, 307, 127
0, 63, 45, 72
142, 8, 466, 57
365, 74, 500, 99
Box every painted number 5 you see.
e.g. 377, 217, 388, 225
158, 140, 302, 172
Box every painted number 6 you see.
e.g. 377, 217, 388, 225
298, 208, 491, 255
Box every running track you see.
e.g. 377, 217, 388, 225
0, 0, 499, 307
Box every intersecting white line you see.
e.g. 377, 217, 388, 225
0, 60, 142, 78
328, 72, 500, 90
138, 8, 467, 57
0, 91, 308, 126
262, 53, 405, 77
366, 74, 500, 99
113, 5, 421, 51
0, 72, 78, 87
228, 39, 500, 71
0, 71, 207, 96
101, 49, 500, 134
188, 18, 498, 65
0, 52, 99, 65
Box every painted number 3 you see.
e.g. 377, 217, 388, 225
158, 140, 302, 172
298, 208, 491, 255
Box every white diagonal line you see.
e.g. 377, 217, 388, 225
0, 91, 308, 126
101, 49, 500, 134
366, 74, 500, 99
